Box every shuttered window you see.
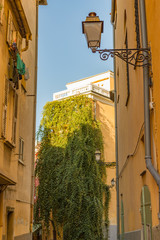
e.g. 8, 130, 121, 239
7, 10, 22, 51
2, 78, 9, 138
1, 78, 18, 146
140, 186, 152, 240
12, 91, 18, 145
120, 199, 124, 240
7, 11, 17, 46
19, 137, 24, 162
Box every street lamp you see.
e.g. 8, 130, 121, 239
95, 150, 116, 167
111, 178, 116, 188
82, 12, 103, 53
95, 150, 101, 162
82, 13, 151, 68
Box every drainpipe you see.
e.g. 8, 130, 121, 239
111, 1, 120, 239
139, 0, 160, 222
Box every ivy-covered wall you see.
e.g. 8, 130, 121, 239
35, 95, 110, 240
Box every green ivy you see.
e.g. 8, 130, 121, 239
35, 95, 110, 240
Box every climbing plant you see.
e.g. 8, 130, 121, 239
35, 95, 110, 240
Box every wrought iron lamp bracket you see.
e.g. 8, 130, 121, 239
93, 47, 151, 68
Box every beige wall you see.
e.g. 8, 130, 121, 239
0, 0, 37, 239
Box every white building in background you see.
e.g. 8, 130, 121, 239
53, 70, 117, 240
53, 71, 114, 102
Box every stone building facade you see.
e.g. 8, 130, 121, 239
0, 0, 47, 239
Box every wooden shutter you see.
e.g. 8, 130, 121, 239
16, 31, 22, 52
7, 11, 12, 44
140, 186, 152, 240
12, 91, 18, 145
7, 11, 16, 46
2, 78, 9, 138
120, 199, 124, 240
21, 75, 26, 90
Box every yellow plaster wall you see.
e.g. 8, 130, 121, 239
114, 0, 160, 234
0, 0, 37, 238
14, 202, 31, 236
96, 100, 117, 225
145, 0, 160, 176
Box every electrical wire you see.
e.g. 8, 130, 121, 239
119, 122, 144, 177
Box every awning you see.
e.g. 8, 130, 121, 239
8, 0, 32, 40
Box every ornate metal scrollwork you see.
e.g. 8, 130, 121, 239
95, 48, 151, 67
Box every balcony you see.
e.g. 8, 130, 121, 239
53, 84, 111, 101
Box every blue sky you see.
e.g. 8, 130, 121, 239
37, 0, 113, 130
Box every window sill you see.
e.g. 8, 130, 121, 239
4, 139, 15, 149
18, 159, 25, 166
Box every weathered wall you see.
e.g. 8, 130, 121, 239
0, 0, 37, 239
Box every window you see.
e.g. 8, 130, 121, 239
19, 137, 24, 162
140, 186, 152, 240
121, 199, 124, 240
116, 67, 120, 103
7, 11, 16, 46
2, 78, 18, 146
2, 78, 9, 138
7, 11, 22, 51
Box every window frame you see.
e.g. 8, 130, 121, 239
1, 78, 18, 147
19, 137, 24, 163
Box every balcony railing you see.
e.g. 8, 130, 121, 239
53, 84, 111, 101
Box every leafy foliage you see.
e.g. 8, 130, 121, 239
35, 95, 110, 240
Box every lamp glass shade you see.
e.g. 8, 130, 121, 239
83, 21, 103, 48
95, 150, 101, 162
111, 178, 115, 187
